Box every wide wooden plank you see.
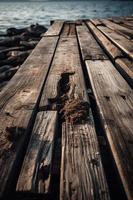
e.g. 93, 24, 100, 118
46, 35, 111, 200
61, 23, 76, 37
86, 60, 133, 200
60, 121, 110, 200
86, 21, 123, 60
43, 21, 64, 36
0, 36, 58, 198
40, 36, 88, 109
38, 32, 110, 199
109, 18, 133, 30
101, 19, 133, 39
17, 111, 57, 194
98, 25, 133, 59
90, 19, 103, 26
115, 58, 133, 87
77, 25, 107, 60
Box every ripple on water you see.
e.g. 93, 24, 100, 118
0, 1, 132, 33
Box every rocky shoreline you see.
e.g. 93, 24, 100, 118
0, 24, 47, 92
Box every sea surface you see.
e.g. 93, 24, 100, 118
0, 1, 133, 33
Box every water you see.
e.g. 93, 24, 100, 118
0, 1, 133, 34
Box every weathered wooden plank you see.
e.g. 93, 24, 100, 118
45, 35, 111, 200
86, 21, 123, 60
110, 18, 133, 30
124, 16, 133, 21
0, 36, 58, 197
86, 60, 133, 200
97, 25, 133, 59
101, 19, 133, 39
43, 21, 64, 36
60, 122, 110, 200
115, 58, 133, 87
77, 25, 107, 60
61, 23, 76, 37
90, 19, 103, 26
39, 36, 88, 109
17, 111, 57, 193
37, 32, 110, 199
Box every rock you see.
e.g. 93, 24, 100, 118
7, 50, 31, 58
0, 65, 11, 73
19, 41, 38, 49
0, 51, 31, 67
28, 23, 47, 33
0, 36, 20, 47
7, 27, 26, 36
0, 46, 26, 54
0, 66, 19, 83
7, 24, 47, 37
0, 23, 47, 91
28, 37, 40, 42
0, 52, 6, 60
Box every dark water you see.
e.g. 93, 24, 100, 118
0, 1, 133, 33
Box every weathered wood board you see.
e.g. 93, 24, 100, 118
61, 23, 76, 37
39, 36, 88, 110
50, 32, 111, 200
86, 21, 123, 60
101, 19, 133, 39
17, 111, 57, 194
86, 60, 133, 200
0, 36, 58, 197
43, 21, 64, 36
98, 25, 133, 59
109, 18, 133, 30
77, 25, 107, 60
115, 58, 133, 87
60, 121, 110, 200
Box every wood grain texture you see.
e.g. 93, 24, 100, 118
40, 36, 88, 109
60, 122, 110, 200
101, 19, 133, 39
77, 25, 107, 60
0, 36, 58, 197
90, 19, 103, 26
115, 58, 133, 87
17, 111, 57, 194
43, 21, 64, 36
109, 18, 133, 30
55, 34, 110, 199
86, 21, 123, 60
61, 23, 76, 37
86, 60, 133, 200
98, 25, 133, 59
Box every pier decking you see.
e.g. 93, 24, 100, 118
0, 17, 133, 200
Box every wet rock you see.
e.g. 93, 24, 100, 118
0, 36, 20, 47
28, 24, 47, 35
0, 65, 11, 73
0, 23, 47, 91
7, 24, 47, 37
0, 52, 6, 60
0, 66, 19, 83
0, 46, 26, 54
7, 50, 31, 58
19, 41, 38, 49
0, 51, 30, 67
7, 27, 26, 36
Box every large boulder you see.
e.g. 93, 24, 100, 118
0, 36, 20, 47
6, 27, 26, 36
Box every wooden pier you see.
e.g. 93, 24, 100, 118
0, 16, 133, 200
